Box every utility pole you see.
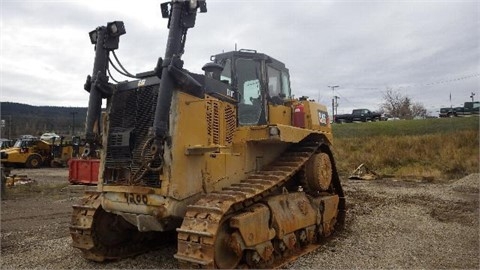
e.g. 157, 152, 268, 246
470, 92, 475, 102
8, 115, 11, 139
71, 111, 78, 136
328, 85, 340, 121
334, 95, 340, 117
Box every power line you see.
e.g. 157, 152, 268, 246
421, 73, 480, 87
348, 73, 479, 94
334, 89, 359, 108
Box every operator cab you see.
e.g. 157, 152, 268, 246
211, 49, 292, 126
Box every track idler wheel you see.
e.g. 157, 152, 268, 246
305, 152, 332, 191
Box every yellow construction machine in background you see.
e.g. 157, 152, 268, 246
0, 136, 84, 168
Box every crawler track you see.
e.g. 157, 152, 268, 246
175, 141, 345, 268
70, 191, 171, 261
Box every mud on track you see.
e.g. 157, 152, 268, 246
1, 168, 478, 269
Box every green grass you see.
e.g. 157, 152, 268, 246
333, 116, 479, 138
332, 117, 479, 180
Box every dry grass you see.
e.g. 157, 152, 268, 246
4, 182, 70, 199
333, 119, 479, 180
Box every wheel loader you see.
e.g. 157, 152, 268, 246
70, 0, 345, 268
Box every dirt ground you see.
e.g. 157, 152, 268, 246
0, 168, 478, 269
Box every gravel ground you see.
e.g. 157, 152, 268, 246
1, 168, 478, 269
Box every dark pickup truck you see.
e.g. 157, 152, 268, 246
334, 109, 384, 123
439, 101, 480, 117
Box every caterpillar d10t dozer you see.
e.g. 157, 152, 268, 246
70, 0, 345, 268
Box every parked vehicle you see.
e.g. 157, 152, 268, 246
383, 114, 400, 121
439, 107, 455, 117
335, 109, 384, 123
439, 102, 480, 117
460, 101, 480, 116
0, 137, 52, 168
40, 132, 61, 141
50, 136, 85, 167
0, 139, 14, 149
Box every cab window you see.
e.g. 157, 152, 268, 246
220, 58, 232, 84
281, 71, 291, 98
267, 66, 281, 98
236, 58, 262, 125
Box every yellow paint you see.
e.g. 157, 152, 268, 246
268, 104, 292, 125
100, 88, 336, 220
0, 140, 51, 165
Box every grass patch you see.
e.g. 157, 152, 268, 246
333, 117, 479, 180
333, 116, 479, 138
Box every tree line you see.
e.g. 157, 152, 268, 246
1, 91, 429, 140
0, 102, 87, 139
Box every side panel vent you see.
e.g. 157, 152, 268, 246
206, 96, 237, 146
224, 103, 236, 144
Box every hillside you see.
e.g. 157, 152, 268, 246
0, 102, 87, 139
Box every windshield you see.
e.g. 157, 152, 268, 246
13, 140, 23, 148
13, 139, 35, 148
353, 109, 368, 115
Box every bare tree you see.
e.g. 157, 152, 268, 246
411, 102, 427, 118
381, 88, 427, 119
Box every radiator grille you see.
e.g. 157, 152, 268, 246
105, 84, 160, 187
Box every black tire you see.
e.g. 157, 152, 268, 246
26, 155, 42, 168
1, 168, 6, 199
50, 160, 62, 168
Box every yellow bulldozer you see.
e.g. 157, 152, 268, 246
70, 1, 345, 268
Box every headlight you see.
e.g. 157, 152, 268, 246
107, 21, 126, 37
89, 29, 98, 44
269, 126, 280, 137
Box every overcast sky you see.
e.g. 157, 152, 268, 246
1, 0, 479, 115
